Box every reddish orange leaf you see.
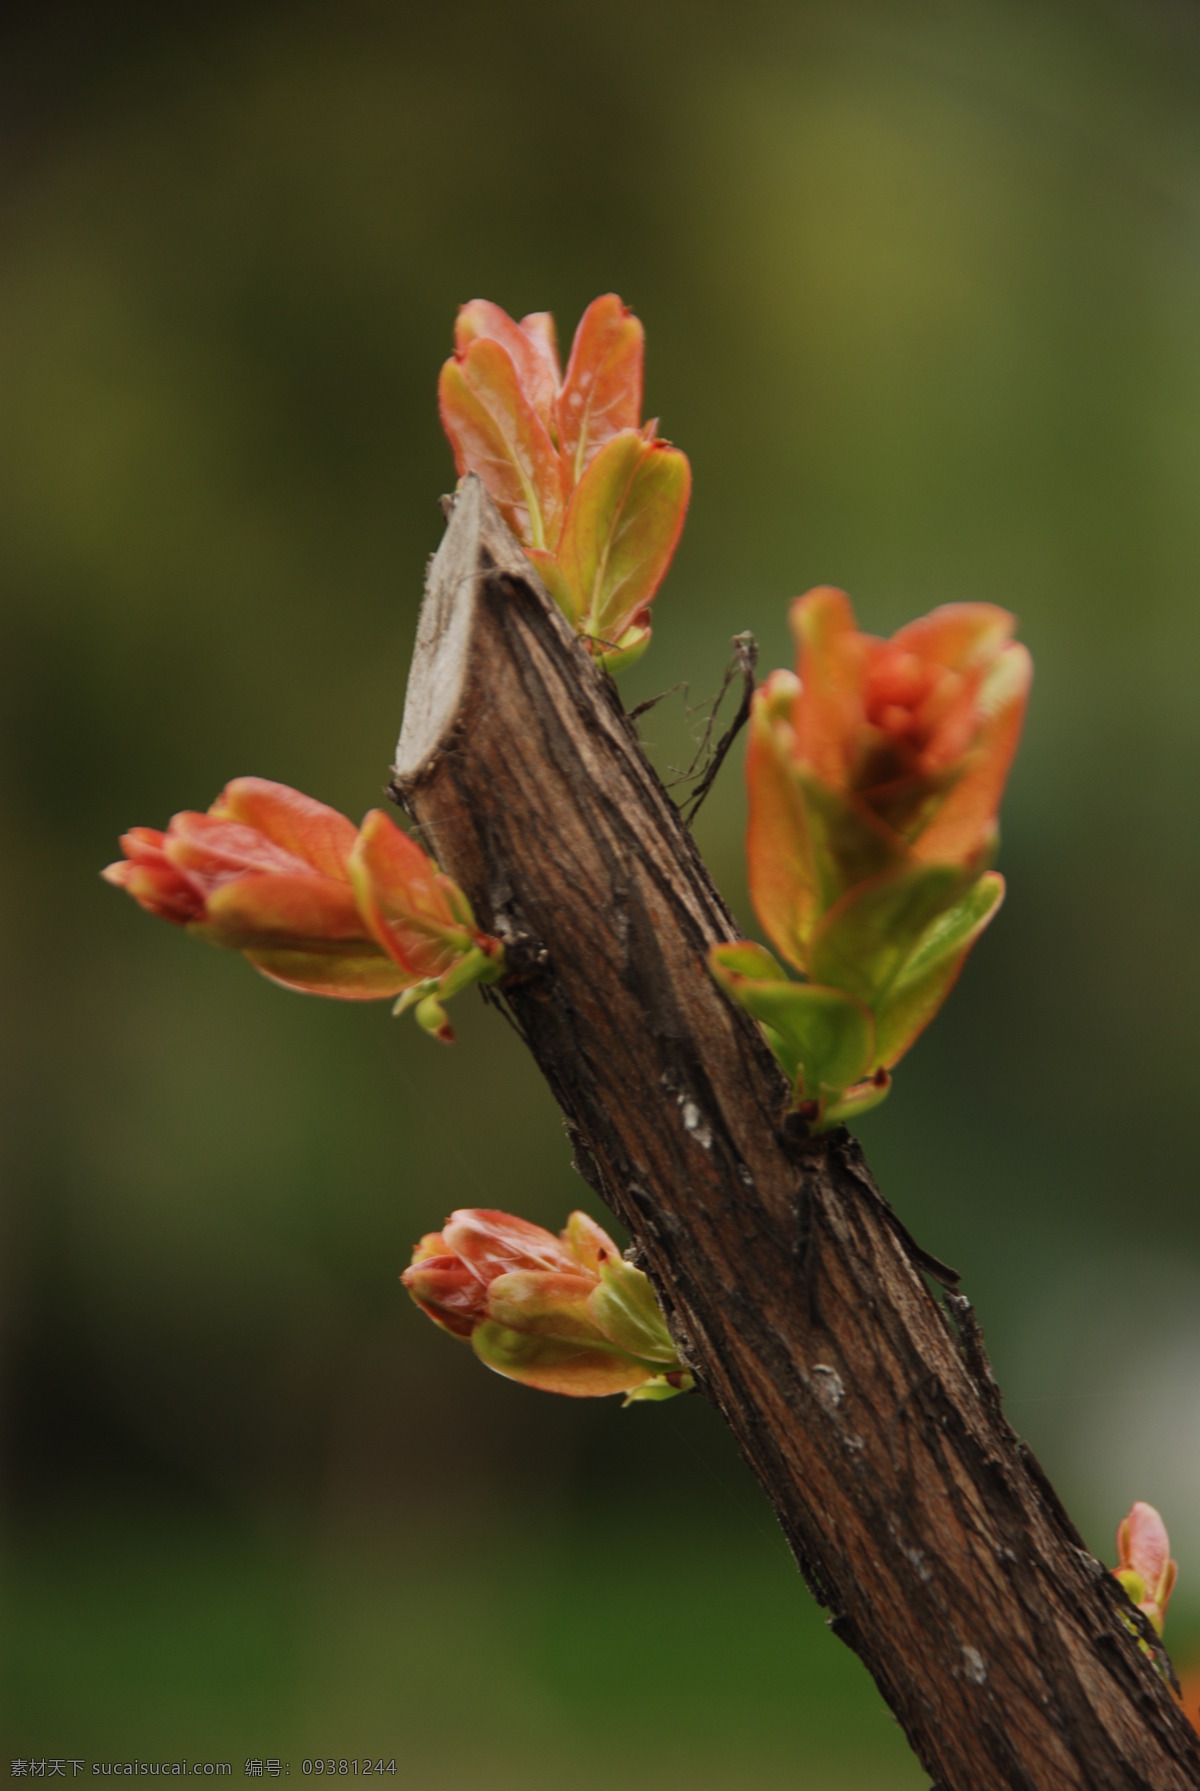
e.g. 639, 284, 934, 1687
441, 1208, 581, 1279
557, 294, 644, 485
913, 643, 1032, 865
790, 587, 866, 790
208, 778, 358, 881
349, 808, 474, 981
454, 299, 561, 435
745, 673, 817, 971
438, 339, 564, 549
202, 870, 367, 947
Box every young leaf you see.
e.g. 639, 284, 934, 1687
744, 677, 818, 973
523, 546, 582, 627
454, 300, 561, 434
472, 1321, 655, 1397
485, 1269, 608, 1340
872, 872, 1004, 1067
438, 339, 564, 549
913, 643, 1033, 866
594, 620, 652, 673
242, 946, 413, 1000
809, 861, 968, 1008
708, 958, 875, 1099
790, 586, 864, 790
200, 870, 366, 949
554, 428, 690, 651
557, 293, 644, 484
797, 770, 904, 914
709, 940, 789, 983
209, 778, 359, 881
589, 1259, 680, 1364
348, 809, 476, 981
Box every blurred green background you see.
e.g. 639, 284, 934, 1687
4, 1, 1200, 1781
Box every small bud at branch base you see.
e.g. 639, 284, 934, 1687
1114, 1500, 1177, 1637
402, 1207, 693, 1402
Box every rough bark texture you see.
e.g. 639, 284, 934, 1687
391, 477, 1200, 1791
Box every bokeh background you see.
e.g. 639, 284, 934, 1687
4, 1, 1200, 1782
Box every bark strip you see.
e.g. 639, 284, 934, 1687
392, 476, 1200, 1790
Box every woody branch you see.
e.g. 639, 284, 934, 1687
390, 476, 1200, 1791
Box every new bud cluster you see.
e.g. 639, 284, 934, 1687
710, 589, 1031, 1127
104, 778, 504, 1040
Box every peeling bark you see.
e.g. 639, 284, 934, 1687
391, 477, 1200, 1790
